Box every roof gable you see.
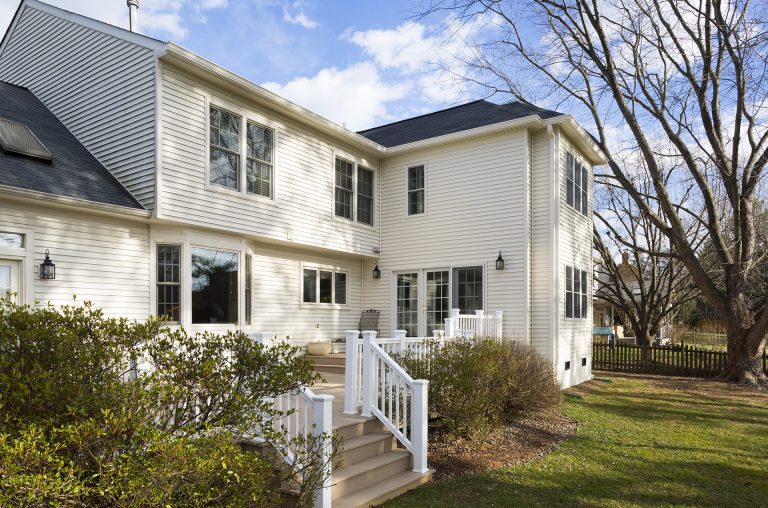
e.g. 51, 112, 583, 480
0, 81, 144, 210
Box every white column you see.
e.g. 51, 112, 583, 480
394, 329, 407, 353
361, 330, 377, 417
312, 393, 334, 508
495, 310, 504, 339
343, 330, 360, 415
411, 379, 429, 473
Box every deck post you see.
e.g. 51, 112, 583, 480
312, 393, 334, 508
475, 310, 484, 337
495, 310, 503, 338
394, 329, 407, 353
411, 379, 429, 473
343, 330, 360, 415
361, 330, 377, 417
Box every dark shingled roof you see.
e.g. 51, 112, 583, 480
358, 99, 564, 148
0, 81, 143, 210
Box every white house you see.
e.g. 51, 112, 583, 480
0, 0, 604, 393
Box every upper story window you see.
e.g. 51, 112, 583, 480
210, 106, 241, 190
303, 267, 348, 305
566, 265, 588, 319
407, 165, 425, 215
246, 122, 274, 198
334, 157, 375, 225
566, 152, 588, 216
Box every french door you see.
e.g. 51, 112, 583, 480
0, 259, 20, 303
395, 267, 482, 337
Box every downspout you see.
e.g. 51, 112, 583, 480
547, 125, 561, 373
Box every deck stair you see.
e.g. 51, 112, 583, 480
309, 363, 433, 508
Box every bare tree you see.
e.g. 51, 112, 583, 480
593, 176, 701, 345
419, 0, 768, 385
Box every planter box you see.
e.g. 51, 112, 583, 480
307, 342, 332, 356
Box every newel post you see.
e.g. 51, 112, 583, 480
495, 310, 503, 339
394, 329, 407, 353
361, 330, 377, 417
446, 308, 460, 337
312, 393, 334, 508
412, 379, 429, 473
344, 330, 360, 415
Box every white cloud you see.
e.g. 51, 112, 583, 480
282, 3, 318, 29
0, 0, 228, 41
262, 62, 410, 130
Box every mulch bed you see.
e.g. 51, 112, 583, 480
427, 409, 577, 480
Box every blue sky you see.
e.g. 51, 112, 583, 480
0, 0, 491, 130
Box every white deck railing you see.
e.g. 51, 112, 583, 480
444, 309, 503, 339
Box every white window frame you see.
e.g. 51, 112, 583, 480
0, 227, 34, 306
156, 243, 182, 324
205, 96, 278, 203
405, 162, 427, 217
300, 262, 350, 308
566, 151, 588, 217
332, 152, 377, 227
565, 265, 589, 320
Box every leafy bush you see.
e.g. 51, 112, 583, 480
396, 338, 561, 439
0, 299, 321, 506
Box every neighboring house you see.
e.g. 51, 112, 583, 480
0, 0, 604, 389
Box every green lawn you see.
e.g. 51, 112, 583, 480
387, 373, 768, 507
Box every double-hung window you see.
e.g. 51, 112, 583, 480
303, 267, 348, 305
246, 122, 274, 198
566, 152, 588, 216
565, 266, 588, 319
407, 165, 425, 215
334, 157, 375, 225
157, 244, 181, 323
209, 107, 241, 190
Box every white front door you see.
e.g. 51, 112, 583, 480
0, 259, 20, 303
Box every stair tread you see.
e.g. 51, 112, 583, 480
341, 431, 394, 451
333, 469, 434, 508
332, 449, 410, 483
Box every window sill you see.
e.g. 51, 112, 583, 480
300, 302, 350, 311
205, 182, 277, 205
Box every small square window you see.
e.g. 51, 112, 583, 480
582, 357, 587, 367
565, 361, 571, 371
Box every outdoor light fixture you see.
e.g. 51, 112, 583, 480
372, 264, 381, 279
39, 249, 55, 279
495, 251, 505, 270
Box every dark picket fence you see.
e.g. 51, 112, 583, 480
592, 343, 768, 378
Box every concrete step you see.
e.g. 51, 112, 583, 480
337, 431, 395, 468
333, 415, 386, 441
331, 449, 411, 500
314, 364, 345, 375
305, 354, 346, 367
333, 469, 435, 508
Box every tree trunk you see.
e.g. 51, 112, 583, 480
722, 320, 768, 387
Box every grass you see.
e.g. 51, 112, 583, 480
387, 373, 768, 507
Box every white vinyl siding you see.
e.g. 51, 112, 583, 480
158, 65, 380, 256
0, 200, 150, 320
0, 5, 158, 209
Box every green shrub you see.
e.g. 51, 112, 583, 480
396, 338, 561, 439
0, 299, 322, 506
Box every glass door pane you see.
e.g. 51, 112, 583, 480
396, 273, 419, 337
426, 270, 449, 333
453, 266, 483, 314
0, 260, 19, 303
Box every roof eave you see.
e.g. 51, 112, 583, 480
543, 115, 607, 165
382, 115, 544, 155
0, 185, 150, 218
161, 44, 387, 156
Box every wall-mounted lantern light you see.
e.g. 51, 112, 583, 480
39, 249, 55, 279
372, 264, 381, 279
495, 251, 505, 270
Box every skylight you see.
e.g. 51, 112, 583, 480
0, 117, 53, 161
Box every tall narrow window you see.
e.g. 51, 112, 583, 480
357, 166, 374, 225
397, 273, 419, 337
303, 269, 317, 303
245, 254, 252, 325
566, 151, 588, 216
427, 270, 450, 332
335, 157, 354, 219
246, 122, 274, 198
335, 272, 348, 305
566, 265, 588, 319
407, 165, 425, 215
319, 270, 333, 303
209, 107, 241, 190
157, 244, 181, 323
192, 248, 238, 324
453, 266, 483, 314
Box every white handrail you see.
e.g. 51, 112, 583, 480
361, 331, 429, 474
444, 309, 503, 338
272, 385, 333, 508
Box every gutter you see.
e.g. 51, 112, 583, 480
0, 185, 151, 220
